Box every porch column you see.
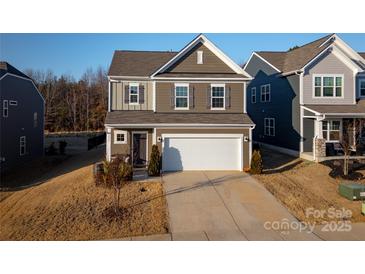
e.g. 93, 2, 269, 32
314, 118, 323, 138
106, 126, 112, 161
313, 117, 326, 161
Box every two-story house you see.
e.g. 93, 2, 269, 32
105, 34, 254, 171
244, 34, 365, 161
0, 62, 44, 174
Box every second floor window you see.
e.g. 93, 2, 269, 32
33, 112, 38, 128
260, 84, 270, 102
3, 100, 8, 117
360, 79, 365, 97
129, 83, 139, 104
211, 84, 225, 109
314, 75, 343, 97
251, 87, 256, 103
175, 84, 189, 109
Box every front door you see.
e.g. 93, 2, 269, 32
132, 133, 147, 167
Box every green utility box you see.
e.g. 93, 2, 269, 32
338, 182, 365, 201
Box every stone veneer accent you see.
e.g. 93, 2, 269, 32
314, 138, 326, 161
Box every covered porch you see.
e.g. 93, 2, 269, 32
300, 104, 365, 162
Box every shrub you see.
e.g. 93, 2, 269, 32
94, 162, 105, 186
59, 140, 67, 155
250, 150, 263, 174
46, 142, 57, 155
148, 145, 161, 176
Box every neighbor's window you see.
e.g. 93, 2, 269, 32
129, 83, 139, 104
251, 87, 256, 103
314, 75, 343, 97
322, 120, 341, 142
260, 84, 271, 102
197, 51, 203, 64
114, 130, 127, 144
33, 112, 38, 128
360, 79, 365, 97
3, 100, 8, 117
20, 136, 26, 156
264, 118, 275, 136
175, 84, 189, 109
211, 84, 225, 109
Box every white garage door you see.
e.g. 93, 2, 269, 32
162, 134, 242, 171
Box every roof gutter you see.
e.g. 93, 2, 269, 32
281, 70, 303, 77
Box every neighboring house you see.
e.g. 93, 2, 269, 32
244, 34, 365, 161
105, 34, 254, 171
0, 62, 44, 173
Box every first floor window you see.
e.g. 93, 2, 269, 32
211, 85, 225, 109
175, 84, 189, 109
314, 75, 343, 97
129, 84, 139, 104
20, 136, 26, 156
360, 79, 365, 97
251, 87, 256, 103
3, 100, 8, 117
264, 118, 275, 136
322, 120, 341, 141
260, 84, 270, 102
114, 130, 127, 144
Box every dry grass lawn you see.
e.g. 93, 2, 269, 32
254, 149, 365, 224
0, 164, 169, 240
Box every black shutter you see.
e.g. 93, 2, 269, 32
124, 84, 129, 104
189, 85, 194, 109
170, 84, 175, 109
226, 86, 231, 108
139, 84, 145, 104
206, 85, 211, 109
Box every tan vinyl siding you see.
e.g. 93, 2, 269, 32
156, 82, 245, 113
166, 43, 235, 74
111, 81, 153, 110
155, 128, 251, 169
303, 51, 355, 105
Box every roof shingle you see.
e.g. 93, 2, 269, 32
0, 61, 31, 79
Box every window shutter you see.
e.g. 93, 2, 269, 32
189, 85, 194, 109
225, 86, 231, 108
124, 84, 129, 104
206, 85, 211, 109
139, 84, 145, 104
170, 84, 175, 109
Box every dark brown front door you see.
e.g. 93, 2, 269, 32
133, 133, 147, 167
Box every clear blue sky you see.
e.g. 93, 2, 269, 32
1, 33, 364, 80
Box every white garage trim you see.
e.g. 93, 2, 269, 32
161, 134, 243, 171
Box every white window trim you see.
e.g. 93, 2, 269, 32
3, 100, 8, 117
360, 79, 365, 98
322, 119, 342, 143
312, 74, 344, 99
260, 84, 271, 102
9, 100, 18, 106
114, 130, 128, 144
174, 83, 189, 110
197, 50, 203, 64
129, 83, 139, 105
20, 136, 26, 156
251, 87, 256, 103
264, 118, 275, 137
211, 83, 226, 110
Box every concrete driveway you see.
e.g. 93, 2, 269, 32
162, 171, 320, 240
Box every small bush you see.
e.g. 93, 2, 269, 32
59, 140, 67, 155
148, 145, 161, 176
250, 150, 263, 174
46, 142, 57, 155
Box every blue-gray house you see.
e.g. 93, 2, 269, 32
0, 62, 45, 174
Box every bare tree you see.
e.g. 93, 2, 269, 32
340, 119, 361, 176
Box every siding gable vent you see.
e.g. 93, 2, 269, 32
197, 50, 203, 64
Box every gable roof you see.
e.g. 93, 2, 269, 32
108, 50, 178, 77
152, 34, 251, 79
253, 34, 334, 73
0, 61, 31, 80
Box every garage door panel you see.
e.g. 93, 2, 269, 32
162, 135, 242, 171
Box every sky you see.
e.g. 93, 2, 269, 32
1, 33, 364, 80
